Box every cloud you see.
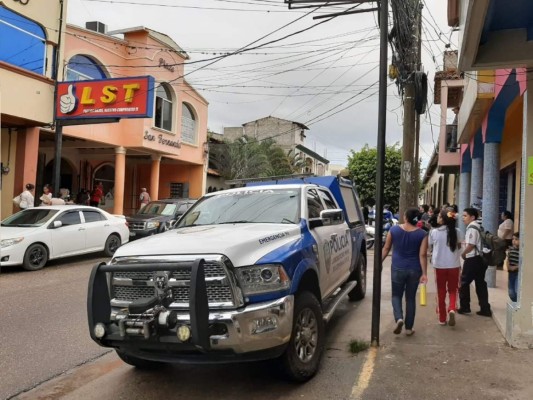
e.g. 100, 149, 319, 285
67, 0, 455, 166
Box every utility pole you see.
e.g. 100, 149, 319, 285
284, 0, 388, 348
413, 2, 423, 203
398, 0, 422, 218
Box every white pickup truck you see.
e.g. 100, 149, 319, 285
88, 176, 367, 381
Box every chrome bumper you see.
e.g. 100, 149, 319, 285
173, 295, 294, 353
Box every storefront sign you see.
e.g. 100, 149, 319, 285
144, 132, 181, 149
56, 76, 155, 120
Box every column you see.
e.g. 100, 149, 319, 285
470, 157, 483, 208
150, 155, 161, 201
458, 171, 471, 234
113, 146, 126, 215
482, 142, 500, 287
508, 75, 533, 348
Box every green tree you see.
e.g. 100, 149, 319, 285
210, 136, 310, 180
347, 143, 402, 211
210, 136, 268, 180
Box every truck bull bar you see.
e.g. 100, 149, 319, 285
87, 259, 210, 350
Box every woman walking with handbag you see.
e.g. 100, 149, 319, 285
429, 209, 463, 326
382, 207, 428, 336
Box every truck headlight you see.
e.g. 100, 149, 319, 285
1, 237, 24, 248
146, 221, 160, 229
235, 264, 290, 296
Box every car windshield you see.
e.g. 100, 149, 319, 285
176, 189, 300, 227
1, 209, 59, 227
139, 202, 177, 216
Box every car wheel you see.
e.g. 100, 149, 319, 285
115, 350, 165, 369
22, 243, 48, 271
279, 291, 325, 382
348, 256, 366, 301
104, 234, 121, 257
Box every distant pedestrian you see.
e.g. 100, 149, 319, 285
40, 184, 53, 206
90, 183, 104, 207
498, 211, 514, 247
506, 232, 520, 302
458, 207, 492, 317
429, 209, 463, 326
19, 183, 35, 209
139, 188, 151, 210
382, 207, 428, 336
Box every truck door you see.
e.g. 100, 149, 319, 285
317, 188, 352, 292
306, 188, 350, 299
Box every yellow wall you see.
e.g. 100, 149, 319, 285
0, 129, 18, 219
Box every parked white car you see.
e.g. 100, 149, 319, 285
0, 206, 129, 271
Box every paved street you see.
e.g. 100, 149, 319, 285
3, 251, 533, 400
0, 254, 110, 400
0, 253, 371, 400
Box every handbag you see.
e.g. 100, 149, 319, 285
13, 195, 21, 206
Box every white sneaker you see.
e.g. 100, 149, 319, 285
448, 310, 456, 327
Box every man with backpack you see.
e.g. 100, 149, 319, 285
458, 207, 492, 317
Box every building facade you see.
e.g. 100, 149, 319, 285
0, 0, 66, 219
1, 1, 208, 218
223, 116, 329, 176
446, 0, 532, 347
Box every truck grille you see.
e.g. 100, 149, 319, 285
111, 258, 239, 309
129, 222, 146, 230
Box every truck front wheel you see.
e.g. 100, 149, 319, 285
279, 291, 325, 382
115, 350, 165, 370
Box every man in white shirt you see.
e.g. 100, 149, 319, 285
458, 208, 492, 317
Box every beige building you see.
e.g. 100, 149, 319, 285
224, 116, 329, 176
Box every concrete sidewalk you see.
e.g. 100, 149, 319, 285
359, 252, 532, 400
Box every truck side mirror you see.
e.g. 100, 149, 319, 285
320, 209, 344, 226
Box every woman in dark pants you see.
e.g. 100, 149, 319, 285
382, 207, 428, 336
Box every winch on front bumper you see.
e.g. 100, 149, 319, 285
87, 259, 294, 362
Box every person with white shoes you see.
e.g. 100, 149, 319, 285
429, 209, 463, 326
383, 207, 428, 336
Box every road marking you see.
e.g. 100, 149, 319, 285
350, 346, 377, 400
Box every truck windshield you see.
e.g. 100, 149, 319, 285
1, 209, 59, 227
176, 189, 300, 227
139, 202, 177, 216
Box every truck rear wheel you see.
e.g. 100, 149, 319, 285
115, 350, 165, 369
348, 256, 366, 301
279, 291, 325, 382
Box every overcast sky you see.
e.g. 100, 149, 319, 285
67, 0, 457, 167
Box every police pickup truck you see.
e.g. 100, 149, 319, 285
87, 175, 367, 381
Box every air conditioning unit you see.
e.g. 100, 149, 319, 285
86, 21, 107, 34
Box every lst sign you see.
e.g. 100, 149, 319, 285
55, 76, 155, 120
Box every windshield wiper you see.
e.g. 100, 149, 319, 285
218, 220, 255, 224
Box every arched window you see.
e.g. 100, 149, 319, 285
154, 84, 173, 131
66, 55, 107, 81
0, 6, 46, 75
181, 103, 197, 144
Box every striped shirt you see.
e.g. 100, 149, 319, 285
508, 247, 520, 270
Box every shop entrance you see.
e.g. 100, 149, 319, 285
93, 164, 115, 209
44, 157, 75, 199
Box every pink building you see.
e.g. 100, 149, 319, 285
39, 22, 208, 215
